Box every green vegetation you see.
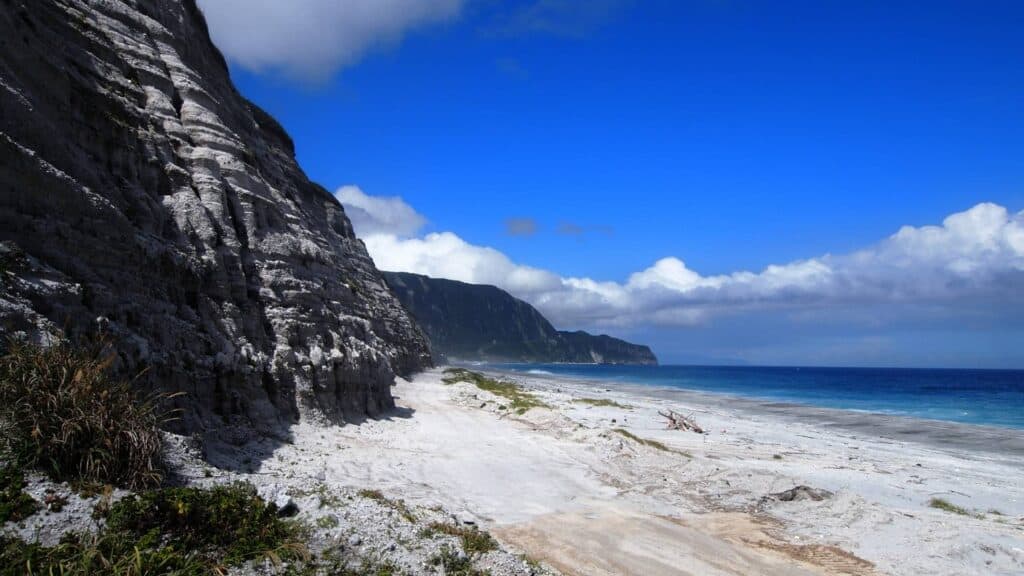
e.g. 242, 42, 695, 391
519, 553, 543, 571
0, 340, 169, 489
293, 483, 345, 509
331, 559, 401, 576
0, 482, 305, 575
574, 398, 631, 409
422, 522, 497, 556
442, 368, 549, 415
0, 342, 310, 574
107, 483, 305, 565
612, 428, 690, 457
281, 546, 403, 576
0, 465, 38, 524
928, 497, 977, 517
773, 454, 784, 460
357, 489, 417, 523
428, 545, 489, 576
316, 515, 340, 529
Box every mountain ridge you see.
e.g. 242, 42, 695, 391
382, 271, 657, 365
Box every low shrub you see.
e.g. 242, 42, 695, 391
428, 545, 489, 576
0, 483, 305, 575
0, 465, 38, 524
105, 482, 304, 566
0, 340, 168, 489
424, 522, 498, 555
0, 532, 208, 575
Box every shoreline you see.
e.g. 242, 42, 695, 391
488, 367, 1024, 460
480, 362, 1024, 431
201, 366, 1024, 575
8, 364, 1022, 574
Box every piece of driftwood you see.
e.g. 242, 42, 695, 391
659, 409, 704, 434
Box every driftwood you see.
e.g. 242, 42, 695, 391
659, 409, 704, 434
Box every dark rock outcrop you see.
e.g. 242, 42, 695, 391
383, 272, 657, 365
0, 0, 431, 435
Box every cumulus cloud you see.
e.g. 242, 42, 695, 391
337, 188, 1024, 331
335, 185, 426, 237
197, 0, 464, 81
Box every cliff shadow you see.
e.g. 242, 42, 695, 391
193, 404, 415, 476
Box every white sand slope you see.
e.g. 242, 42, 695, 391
254, 368, 1024, 575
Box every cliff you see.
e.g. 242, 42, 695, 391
382, 272, 658, 365
0, 0, 432, 435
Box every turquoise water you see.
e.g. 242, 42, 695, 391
493, 364, 1024, 429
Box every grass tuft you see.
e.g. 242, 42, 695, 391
429, 545, 490, 576
574, 398, 630, 409
357, 489, 417, 523
0, 339, 170, 489
443, 368, 548, 415
612, 428, 690, 457
0, 465, 39, 523
423, 522, 498, 556
297, 548, 402, 576
316, 515, 340, 529
928, 497, 977, 517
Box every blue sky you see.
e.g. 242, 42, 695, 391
199, 0, 1024, 367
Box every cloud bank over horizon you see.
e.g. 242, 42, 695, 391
196, 0, 463, 81
337, 187, 1024, 336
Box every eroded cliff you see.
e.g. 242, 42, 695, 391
383, 272, 658, 365
0, 0, 432, 435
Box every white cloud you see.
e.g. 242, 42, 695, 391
336, 185, 427, 237
362, 232, 563, 295
337, 187, 1024, 330
196, 0, 464, 81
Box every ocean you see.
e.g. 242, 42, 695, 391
492, 363, 1024, 430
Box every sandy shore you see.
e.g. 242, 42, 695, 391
236, 367, 1024, 575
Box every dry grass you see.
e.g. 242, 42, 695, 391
612, 428, 690, 457
357, 488, 417, 523
574, 398, 631, 409
423, 522, 498, 555
443, 368, 549, 414
929, 497, 977, 517
0, 339, 170, 489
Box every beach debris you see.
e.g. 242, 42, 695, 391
44, 490, 68, 512
757, 486, 835, 511
659, 409, 705, 434
768, 485, 834, 503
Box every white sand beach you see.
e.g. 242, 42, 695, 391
225, 367, 1024, 575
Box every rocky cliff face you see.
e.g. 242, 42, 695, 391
383, 272, 658, 365
0, 0, 432, 435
